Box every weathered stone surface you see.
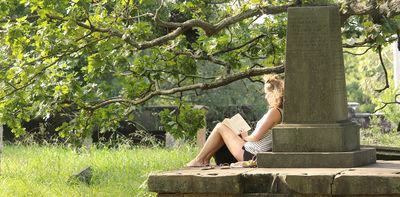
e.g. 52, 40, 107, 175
148, 161, 400, 196
158, 194, 183, 197
242, 173, 275, 193
243, 168, 339, 195
283, 6, 347, 124
272, 123, 360, 152
243, 194, 290, 197
333, 161, 400, 195
148, 168, 249, 194
68, 166, 93, 185
333, 175, 400, 195
257, 148, 376, 168
183, 194, 241, 197
283, 175, 333, 194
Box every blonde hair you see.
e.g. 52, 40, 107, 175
263, 74, 284, 109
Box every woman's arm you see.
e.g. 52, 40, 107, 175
242, 108, 282, 142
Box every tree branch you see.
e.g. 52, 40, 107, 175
11, 1, 397, 51
0, 15, 39, 23
340, 0, 400, 25
212, 34, 267, 56
375, 45, 390, 93
0, 56, 65, 100
174, 51, 231, 69
154, 3, 294, 37
373, 94, 400, 113
342, 36, 397, 48
87, 65, 284, 110
343, 47, 372, 55
0, 36, 107, 100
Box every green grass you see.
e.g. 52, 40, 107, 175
361, 128, 400, 147
0, 144, 198, 196
1, 125, 398, 197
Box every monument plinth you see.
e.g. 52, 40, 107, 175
257, 6, 376, 168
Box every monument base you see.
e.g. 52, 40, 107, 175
257, 148, 376, 168
272, 122, 360, 152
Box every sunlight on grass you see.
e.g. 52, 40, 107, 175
361, 128, 400, 147
0, 145, 198, 196
2, 126, 398, 196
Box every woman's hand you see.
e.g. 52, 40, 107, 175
240, 130, 248, 141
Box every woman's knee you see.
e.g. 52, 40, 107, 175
214, 122, 225, 130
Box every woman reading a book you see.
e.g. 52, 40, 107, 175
187, 74, 284, 167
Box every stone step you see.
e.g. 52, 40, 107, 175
257, 148, 376, 168
243, 194, 290, 197
148, 161, 400, 196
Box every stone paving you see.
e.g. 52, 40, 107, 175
148, 160, 400, 196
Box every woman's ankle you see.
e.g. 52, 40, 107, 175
186, 157, 210, 167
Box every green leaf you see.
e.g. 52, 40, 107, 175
61, 85, 69, 95
16, 16, 27, 23
376, 35, 385, 45
6, 68, 15, 81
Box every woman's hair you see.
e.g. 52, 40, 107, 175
263, 74, 284, 109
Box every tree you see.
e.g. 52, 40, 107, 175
1, 0, 399, 140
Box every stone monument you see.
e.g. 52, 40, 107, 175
257, 6, 376, 168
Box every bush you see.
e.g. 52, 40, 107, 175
159, 103, 206, 141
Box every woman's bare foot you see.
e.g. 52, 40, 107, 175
186, 158, 209, 167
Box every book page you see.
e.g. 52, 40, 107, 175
222, 118, 239, 134
229, 114, 251, 133
222, 114, 251, 135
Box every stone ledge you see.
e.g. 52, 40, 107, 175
148, 161, 400, 196
256, 148, 376, 168
148, 168, 252, 194
272, 122, 360, 152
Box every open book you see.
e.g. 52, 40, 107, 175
222, 113, 251, 135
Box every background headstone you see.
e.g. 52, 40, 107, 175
0, 125, 2, 155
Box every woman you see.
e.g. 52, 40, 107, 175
187, 74, 284, 167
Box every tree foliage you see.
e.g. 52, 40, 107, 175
344, 46, 393, 113
1, 0, 400, 139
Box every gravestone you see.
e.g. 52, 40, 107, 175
0, 124, 2, 172
0, 125, 2, 152
257, 6, 376, 168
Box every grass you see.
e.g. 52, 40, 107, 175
0, 124, 398, 197
0, 144, 198, 196
360, 128, 400, 147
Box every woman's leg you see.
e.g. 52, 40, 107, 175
187, 123, 246, 166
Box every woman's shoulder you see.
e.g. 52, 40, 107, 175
267, 107, 282, 114
266, 107, 283, 121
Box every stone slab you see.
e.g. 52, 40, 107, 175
284, 6, 348, 124
242, 168, 342, 195
149, 161, 400, 196
148, 168, 252, 194
332, 161, 400, 195
272, 122, 360, 152
256, 148, 376, 168
158, 194, 241, 197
